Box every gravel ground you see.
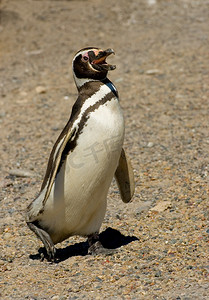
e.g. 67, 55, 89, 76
0, 0, 208, 299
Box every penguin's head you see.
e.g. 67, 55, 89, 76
72, 47, 116, 87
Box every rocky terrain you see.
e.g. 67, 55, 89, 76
0, 0, 208, 299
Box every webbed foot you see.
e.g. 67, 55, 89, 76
87, 233, 116, 256
27, 221, 56, 262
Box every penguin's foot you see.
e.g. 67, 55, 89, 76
27, 221, 56, 262
87, 233, 116, 256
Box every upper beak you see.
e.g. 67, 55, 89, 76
94, 48, 115, 63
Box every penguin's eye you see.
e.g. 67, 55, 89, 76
82, 56, 89, 62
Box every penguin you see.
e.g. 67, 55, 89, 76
26, 47, 135, 261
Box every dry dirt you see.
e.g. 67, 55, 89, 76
0, 0, 209, 299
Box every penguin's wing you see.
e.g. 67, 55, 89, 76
41, 121, 77, 206
114, 148, 135, 203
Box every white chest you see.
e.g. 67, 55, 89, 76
69, 98, 124, 171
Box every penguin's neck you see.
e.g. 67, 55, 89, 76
77, 78, 118, 99
69, 77, 118, 124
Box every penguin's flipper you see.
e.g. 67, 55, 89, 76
114, 148, 135, 203
41, 124, 77, 206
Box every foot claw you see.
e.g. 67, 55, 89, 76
38, 247, 57, 262
88, 241, 116, 256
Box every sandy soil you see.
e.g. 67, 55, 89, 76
0, 0, 208, 299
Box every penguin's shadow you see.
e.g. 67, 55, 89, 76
30, 227, 138, 263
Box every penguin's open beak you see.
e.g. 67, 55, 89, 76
91, 49, 116, 71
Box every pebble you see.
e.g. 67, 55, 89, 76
0, 111, 6, 118
135, 201, 152, 216
6, 264, 12, 271
3, 232, 13, 240
0, 259, 5, 265
155, 271, 162, 277
19, 91, 28, 97
145, 69, 162, 75
115, 77, 124, 83
147, 142, 154, 148
150, 200, 172, 212
25, 49, 43, 56
35, 86, 47, 94
9, 169, 36, 178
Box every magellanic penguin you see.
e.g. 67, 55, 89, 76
26, 47, 135, 261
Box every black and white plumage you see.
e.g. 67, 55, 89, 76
26, 47, 135, 260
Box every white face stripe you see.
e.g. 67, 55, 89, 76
72, 48, 100, 63
72, 50, 88, 62
73, 77, 93, 88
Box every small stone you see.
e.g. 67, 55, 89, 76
52, 127, 60, 131
135, 201, 152, 216
20, 91, 28, 97
35, 86, 47, 94
155, 270, 162, 277
3, 232, 12, 240
0, 259, 5, 265
150, 200, 172, 213
95, 276, 103, 282
187, 265, 193, 270
145, 69, 162, 75
115, 77, 124, 83
6, 264, 12, 271
0, 111, 6, 118
147, 142, 154, 148
9, 169, 36, 178
25, 49, 43, 56
175, 94, 184, 99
